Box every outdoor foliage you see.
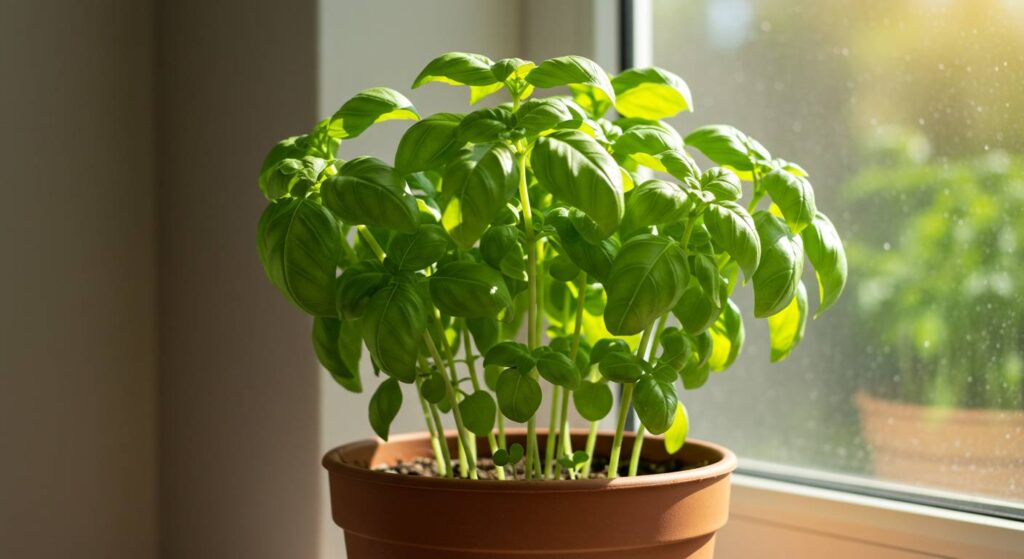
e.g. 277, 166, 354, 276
257, 52, 846, 479
849, 129, 1023, 409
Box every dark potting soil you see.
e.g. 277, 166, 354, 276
372, 455, 710, 480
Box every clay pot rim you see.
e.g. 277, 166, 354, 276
323, 428, 737, 493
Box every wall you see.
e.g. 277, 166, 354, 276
155, 1, 322, 558
0, 1, 158, 557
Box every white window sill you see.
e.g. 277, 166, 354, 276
721, 467, 1024, 559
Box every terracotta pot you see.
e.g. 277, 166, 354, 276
323, 429, 736, 558
856, 391, 1024, 499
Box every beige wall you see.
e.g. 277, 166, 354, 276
0, 1, 158, 558
155, 1, 322, 558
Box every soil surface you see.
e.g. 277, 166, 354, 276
373, 456, 709, 480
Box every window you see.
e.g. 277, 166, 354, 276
641, 0, 1024, 512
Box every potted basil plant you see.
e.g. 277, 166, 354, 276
848, 129, 1023, 499
257, 52, 846, 558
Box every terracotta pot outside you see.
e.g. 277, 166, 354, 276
323, 429, 736, 559
856, 391, 1024, 499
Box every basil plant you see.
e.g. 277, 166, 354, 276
257, 52, 847, 480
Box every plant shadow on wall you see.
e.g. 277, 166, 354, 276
847, 127, 1024, 500
254, 51, 845, 556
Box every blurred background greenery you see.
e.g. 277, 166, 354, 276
650, 0, 1024, 497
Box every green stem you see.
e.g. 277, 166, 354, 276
356, 225, 386, 260
516, 148, 542, 480
497, 414, 506, 449
628, 424, 647, 477
607, 383, 634, 479
418, 356, 453, 477
462, 323, 504, 480
608, 324, 656, 479
747, 167, 764, 213
433, 319, 479, 474
415, 375, 447, 477
558, 388, 573, 479
544, 385, 561, 479
423, 332, 477, 479
558, 272, 587, 479
582, 417, 599, 478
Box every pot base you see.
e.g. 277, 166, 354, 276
324, 429, 736, 559
344, 532, 717, 559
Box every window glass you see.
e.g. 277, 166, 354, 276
650, 0, 1024, 504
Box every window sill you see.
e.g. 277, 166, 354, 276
720, 468, 1024, 558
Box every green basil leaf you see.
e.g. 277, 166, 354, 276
257, 198, 340, 317
569, 84, 614, 119
656, 150, 701, 182
684, 125, 755, 171
547, 208, 617, 282
535, 350, 580, 389
322, 157, 419, 234
761, 168, 817, 234
598, 351, 644, 383
508, 442, 525, 464
604, 235, 689, 335
496, 368, 542, 423
652, 364, 678, 383
768, 281, 808, 363
369, 378, 403, 440
421, 370, 447, 404
800, 212, 847, 317
442, 144, 518, 249
752, 211, 804, 318
492, 57, 536, 82
590, 338, 630, 365
708, 299, 744, 371
430, 261, 512, 318
634, 376, 678, 435
459, 391, 497, 436
573, 380, 613, 421
703, 201, 761, 280
259, 136, 307, 200
312, 317, 362, 393
385, 224, 450, 272
620, 179, 694, 237
526, 55, 616, 103
412, 52, 499, 88
260, 156, 327, 201
362, 282, 427, 383
480, 224, 527, 281
531, 130, 625, 239
394, 113, 465, 175
700, 167, 742, 202
328, 87, 419, 139
612, 67, 693, 120
673, 274, 724, 335
612, 121, 684, 170
484, 341, 531, 367
492, 448, 510, 467
663, 402, 689, 454
516, 98, 575, 135
658, 326, 694, 372
466, 317, 500, 355
456, 107, 515, 144
335, 260, 390, 320
681, 358, 710, 390
548, 254, 581, 282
